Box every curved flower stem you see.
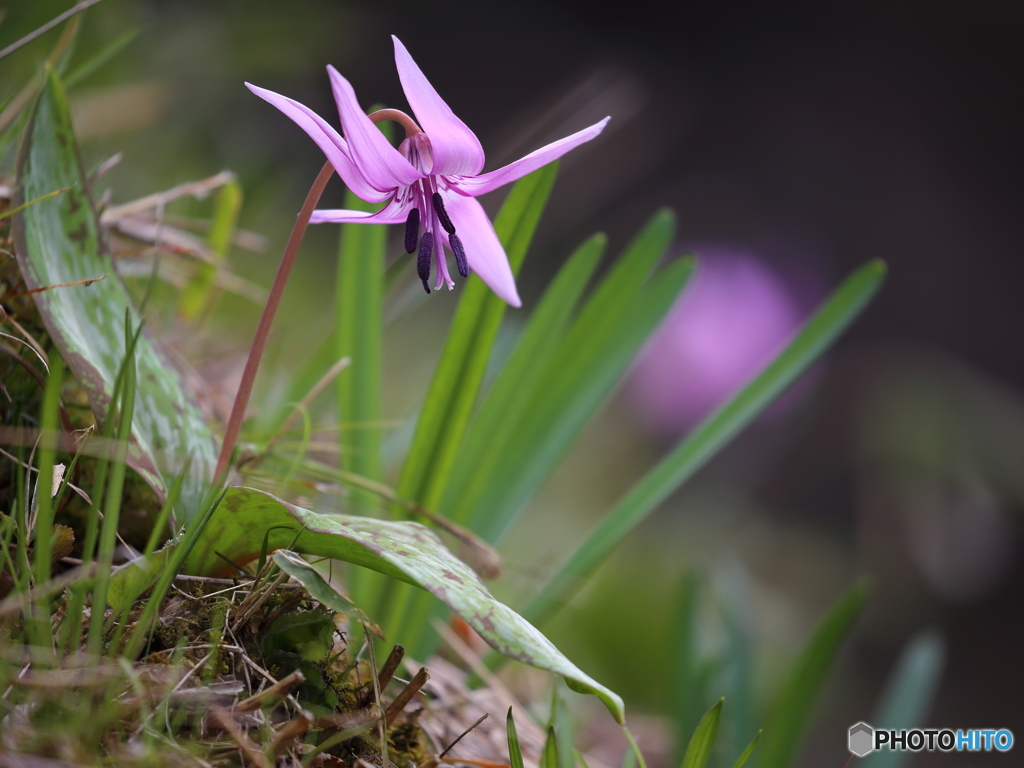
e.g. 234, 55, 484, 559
215, 161, 335, 482
367, 108, 421, 138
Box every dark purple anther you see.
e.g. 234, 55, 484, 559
450, 233, 470, 278
431, 192, 456, 235
418, 232, 433, 294
404, 207, 420, 253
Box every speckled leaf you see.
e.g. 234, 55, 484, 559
11, 68, 217, 520
272, 550, 382, 637
183, 486, 624, 723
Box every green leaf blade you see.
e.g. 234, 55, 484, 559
443, 232, 607, 528
525, 261, 886, 625
681, 698, 723, 768
862, 631, 945, 768
730, 731, 762, 768
467, 220, 688, 544
386, 163, 558, 650
507, 708, 525, 768
757, 582, 870, 768
396, 163, 559, 512
180, 486, 624, 723
11, 67, 218, 521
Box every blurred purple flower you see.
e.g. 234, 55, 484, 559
627, 250, 806, 436
246, 36, 609, 306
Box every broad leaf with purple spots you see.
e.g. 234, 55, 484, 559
181, 486, 625, 722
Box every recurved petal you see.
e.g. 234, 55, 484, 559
245, 82, 390, 203
453, 117, 611, 197
327, 65, 423, 190
309, 203, 410, 225
438, 191, 521, 306
392, 36, 485, 177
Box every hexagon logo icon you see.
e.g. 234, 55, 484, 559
849, 722, 875, 757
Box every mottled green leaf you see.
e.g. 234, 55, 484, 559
11, 67, 217, 521
272, 550, 381, 636
180, 486, 624, 722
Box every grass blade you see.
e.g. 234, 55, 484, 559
757, 581, 870, 768
384, 163, 558, 648
336, 186, 386, 515
179, 178, 242, 320
86, 313, 138, 656
396, 162, 558, 511
862, 631, 945, 768
681, 698, 723, 768
671, 573, 702, 765
507, 708, 525, 768
525, 261, 886, 625
122, 486, 227, 659
64, 25, 141, 88
541, 726, 559, 768
464, 216, 684, 544
550, 682, 576, 768
441, 233, 606, 530
729, 731, 761, 768
623, 727, 649, 768
26, 355, 64, 652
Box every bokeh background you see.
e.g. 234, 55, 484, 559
3, 1, 1023, 765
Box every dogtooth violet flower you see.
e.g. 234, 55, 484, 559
246, 36, 609, 306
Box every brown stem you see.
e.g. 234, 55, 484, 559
214, 161, 335, 481
368, 108, 422, 138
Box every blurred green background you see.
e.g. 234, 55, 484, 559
3, 1, 1023, 765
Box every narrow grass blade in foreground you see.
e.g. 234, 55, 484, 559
507, 708, 525, 768
525, 261, 886, 624
862, 630, 945, 768
681, 698, 723, 768
11, 66, 217, 519
730, 731, 762, 768
756, 581, 870, 768
87, 314, 138, 656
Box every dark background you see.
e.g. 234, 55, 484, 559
3, 1, 1023, 765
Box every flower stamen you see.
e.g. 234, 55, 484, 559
431, 192, 456, 235
450, 233, 470, 278
404, 207, 420, 253
418, 232, 433, 294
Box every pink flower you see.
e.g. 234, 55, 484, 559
627, 250, 807, 435
246, 36, 609, 306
